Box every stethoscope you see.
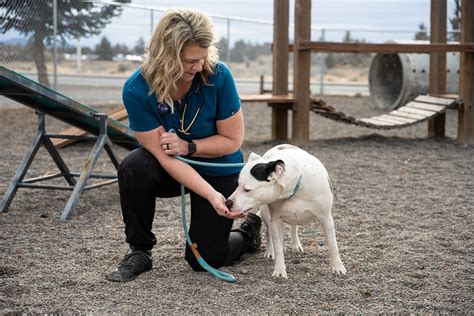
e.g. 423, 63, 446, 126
156, 82, 204, 136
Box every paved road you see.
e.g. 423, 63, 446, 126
1, 73, 369, 109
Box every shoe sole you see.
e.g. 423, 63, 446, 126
106, 268, 152, 282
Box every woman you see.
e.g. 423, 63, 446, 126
107, 9, 261, 282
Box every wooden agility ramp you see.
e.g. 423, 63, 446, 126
0, 66, 139, 220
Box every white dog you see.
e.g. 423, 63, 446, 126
226, 144, 346, 278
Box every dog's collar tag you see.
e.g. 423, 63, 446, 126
283, 175, 303, 200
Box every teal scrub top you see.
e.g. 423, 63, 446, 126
122, 61, 243, 176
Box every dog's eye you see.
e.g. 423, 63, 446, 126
244, 188, 251, 193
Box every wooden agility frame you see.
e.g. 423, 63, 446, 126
271, 0, 473, 145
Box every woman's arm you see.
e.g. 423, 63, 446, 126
135, 128, 244, 219
159, 109, 244, 158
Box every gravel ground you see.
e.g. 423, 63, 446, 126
0, 95, 472, 314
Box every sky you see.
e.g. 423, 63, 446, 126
0, 0, 459, 49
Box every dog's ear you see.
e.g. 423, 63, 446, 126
267, 159, 285, 181
248, 152, 261, 161
250, 159, 285, 182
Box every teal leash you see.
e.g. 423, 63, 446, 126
169, 129, 245, 283
176, 157, 245, 283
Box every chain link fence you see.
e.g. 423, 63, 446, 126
0, 0, 461, 102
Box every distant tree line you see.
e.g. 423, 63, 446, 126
62, 36, 147, 60
324, 31, 372, 69
216, 37, 271, 62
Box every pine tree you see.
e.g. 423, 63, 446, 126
95, 36, 113, 61
414, 23, 429, 41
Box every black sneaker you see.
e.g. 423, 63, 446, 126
233, 213, 262, 252
106, 250, 152, 282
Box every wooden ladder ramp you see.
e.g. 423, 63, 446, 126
310, 95, 460, 130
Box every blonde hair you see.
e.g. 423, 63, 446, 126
142, 9, 219, 107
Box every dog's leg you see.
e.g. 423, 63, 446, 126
270, 217, 287, 278
289, 225, 304, 252
258, 206, 274, 259
319, 214, 346, 275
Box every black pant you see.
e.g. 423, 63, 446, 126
117, 148, 249, 271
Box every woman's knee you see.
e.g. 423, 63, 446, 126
118, 148, 157, 183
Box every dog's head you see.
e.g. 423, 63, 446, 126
226, 152, 286, 213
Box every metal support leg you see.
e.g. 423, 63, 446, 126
2, 112, 121, 220
0, 113, 45, 213
60, 114, 114, 221
43, 136, 76, 186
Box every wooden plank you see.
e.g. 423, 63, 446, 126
377, 114, 418, 124
390, 110, 427, 120
292, 0, 311, 145
415, 95, 454, 106
458, 0, 474, 143
369, 116, 407, 125
406, 101, 447, 112
398, 106, 437, 117
431, 94, 458, 99
52, 107, 127, 148
359, 118, 395, 126
240, 94, 295, 103
295, 41, 474, 53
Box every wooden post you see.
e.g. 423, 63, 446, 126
272, 0, 289, 140
292, 0, 311, 145
458, 0, 474, 143
428, 0, 447, 137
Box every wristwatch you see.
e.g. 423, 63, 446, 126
187, 141, 196, 156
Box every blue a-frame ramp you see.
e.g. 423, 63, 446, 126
0, 66, 139, 220
0, 66, 139, 150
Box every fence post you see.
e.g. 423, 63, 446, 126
319, 28, 326, 95
292, 0, 311, 145
53, 0, 58, 90
226, 18, 231, 63
457, 0, 474, 143
150, 9, 154, 35
428, 0, 447, 137
272, 0, 289, 140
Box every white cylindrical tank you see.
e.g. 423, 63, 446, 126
368, 45, 459, 110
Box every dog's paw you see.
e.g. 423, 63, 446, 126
263, 249, 275, 259
331, 261, 347, 275
272, 266, 288, 279
290, 243, 304, 253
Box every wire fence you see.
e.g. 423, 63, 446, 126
0, 0, 461, 98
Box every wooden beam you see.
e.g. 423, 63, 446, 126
294, 41, 474, 53
240, 94, 294, 103
458, 0, 474, 143
292, 0, 311, 145
428, 0, 447, 137
52, 107, 127, 148
272, 0, 290, 141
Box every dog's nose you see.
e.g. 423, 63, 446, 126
225, 199, 233, 209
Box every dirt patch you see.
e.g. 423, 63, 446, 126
0, 96, 472, 313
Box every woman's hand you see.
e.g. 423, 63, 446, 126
208, 190, 246, 220
158, 126, 188, 156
